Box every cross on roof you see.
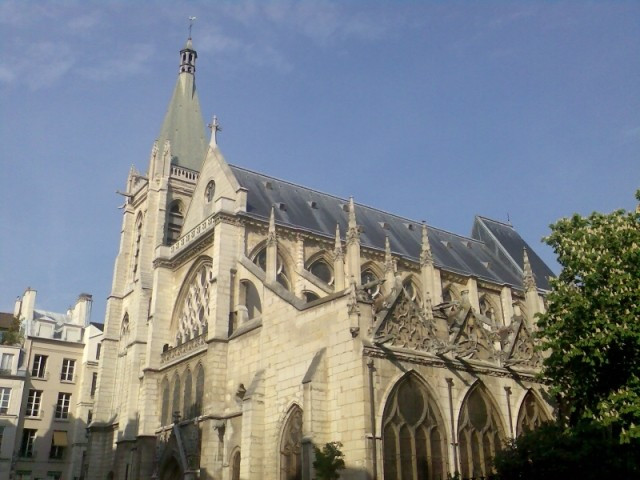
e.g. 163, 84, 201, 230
208, 115, 222, 147
188, 16, 196, 39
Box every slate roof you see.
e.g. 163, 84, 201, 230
155, 50, 206, 172
229, 164, 554, 291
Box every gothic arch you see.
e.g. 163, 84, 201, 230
160, 376, 170, 426
171, 373, 181, 421
251, 241, 294, 291
402, 275, 423, 304
183, 368, 193, 420
516, 389, 551, 436
279, 404, 303, 480
230, 447, 241, 480
478, 293, 501, 325
170, 257, 213, 346
381, 372, 448, 480
361, 262, 384, 297
166, 199, 185, 246
194, 363, 205, 417
305, 252, 334, 286
238, 279, 262, 319
131, 212, 144, 279
457, 382, 506, 479
441, 282, 462, 303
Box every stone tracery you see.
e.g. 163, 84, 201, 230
175, 263, 211, 346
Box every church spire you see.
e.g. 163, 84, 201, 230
150, 36, 206, 175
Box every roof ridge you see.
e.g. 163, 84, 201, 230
475, 215, 514, 229
230, 164, 485, 244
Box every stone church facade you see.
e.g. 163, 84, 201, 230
87, 38, 555, 480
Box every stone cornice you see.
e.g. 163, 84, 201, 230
363, 345, 540, 382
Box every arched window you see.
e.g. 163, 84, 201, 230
119, 314, 130, 354
382, 374, 447, 480
160, 377, 170, 425
303, 291, 319, 303
231, 449, 241, 480
205, 180, 216, 203
254, 248, 291, 291
280, 405, 303, 480
194, 364, 205, 417
166, 201, 184, 245
308, 258, 333, 285
132, 214, 143, 278
172, 375, 181, 422
479, 295, 498, 324
458, 384, 505, 479
516, 391, 550, 436
361, 268, 380, 297
174, 263, 211, 346
240, 280, 262, 319
183, 370, 193, 420
403, 279, 421, 304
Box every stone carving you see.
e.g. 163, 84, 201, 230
374, 287, 441, 353
174, 264, 211, 346
503, 317, 542, 368
161, 333, 206, 364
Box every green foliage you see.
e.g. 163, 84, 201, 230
0, 316, 23, 346
313, 441, 345, 480
537, 190, 640, 442
494, 421, 640, 480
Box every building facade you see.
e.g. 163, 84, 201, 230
87, 38, 555, 480
3, 289, 104, 480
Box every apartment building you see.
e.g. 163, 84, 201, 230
7, 289, 103, 480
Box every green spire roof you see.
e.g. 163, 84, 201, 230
156, 40, 206, 172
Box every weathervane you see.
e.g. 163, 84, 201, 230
188, 16, 197, 39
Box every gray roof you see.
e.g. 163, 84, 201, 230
229, 165, 554, 291
155, 66, 206, 171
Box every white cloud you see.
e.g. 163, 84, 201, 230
0, 41, 75, 90
79, 43, 155, 81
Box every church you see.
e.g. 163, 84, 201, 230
87, 36, 555, 480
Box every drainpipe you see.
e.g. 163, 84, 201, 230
446, 378, 459, 475
367, 359, 378, 480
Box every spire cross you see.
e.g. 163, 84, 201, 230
188, 16, 197, 39
208, 115, 222, 146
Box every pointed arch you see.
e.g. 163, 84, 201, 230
251, 242, 293, 291
361, 261, 384, 297
166, 199, 185, 245
230, 447, 241, 480
171, 373, 181, 421
478, 293, 501, 325
516, 390, 551, 436
170, 257, 212, 346
194, 363, 205, 417
305, 252, 334, 286
381, 372, 448, 480
402, 275, 423, 305
457, 382, 506, 479
131, 212, 144, 279
279, 404, 303, 480
160, 376, 170, 425
183, 369, 193, 420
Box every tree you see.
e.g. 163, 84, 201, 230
494, 421, 639, 480
536, 190, 640, 442
0, 316, 23, 346
313, 442, 345, 480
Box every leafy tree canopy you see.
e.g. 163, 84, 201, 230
0, 316, 23, 346
313, 441, 345, 480
537, 190, 640, 441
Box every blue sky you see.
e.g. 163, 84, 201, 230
1, 1, 638, 320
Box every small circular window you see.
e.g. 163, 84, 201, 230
205, 180, 215, 203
